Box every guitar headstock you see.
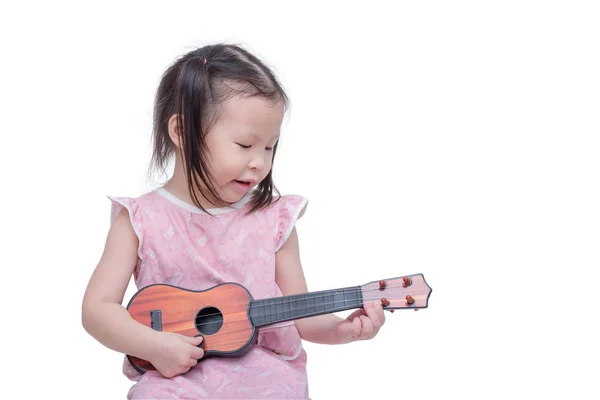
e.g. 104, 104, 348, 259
361, 273, 432, 311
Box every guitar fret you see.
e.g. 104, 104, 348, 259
326, 291, 334, 312
318, 292, 324, 313
291, 294, 298, 319
334, 290, 343, 311
296, 294, 302, 318
264, 299, 269, 323
285, 295, 291, 320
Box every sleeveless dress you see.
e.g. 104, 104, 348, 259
108, 187, 310, 399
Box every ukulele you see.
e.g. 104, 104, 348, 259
126, 273, 432, 373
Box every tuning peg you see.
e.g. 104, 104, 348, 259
405, 295, 415, 306
378, 280, 387, 291
381, 297, 390, 307
402, 276, 412, 287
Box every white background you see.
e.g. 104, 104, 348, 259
1, 1, 599, 399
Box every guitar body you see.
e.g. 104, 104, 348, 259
126, 282, 256, 374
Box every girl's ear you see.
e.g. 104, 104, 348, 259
168, 114, 183, 148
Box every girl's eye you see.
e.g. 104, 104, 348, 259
237, 142, 275, 151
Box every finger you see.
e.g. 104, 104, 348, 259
364, 302, 382, 329
184, 335, 204, 345
188, 358, 198, 368
359, 315, 373, 337
163, 369, 177, 379
374, 301, 386, 325
180, 366, 191, 375
346, 308, 367, 321
193, 335, 204, 345
176, 361, 191, 374
336, 320, 352, 338
191, 346, 205, 359
352, 316, 362, 337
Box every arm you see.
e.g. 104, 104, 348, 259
275, 228, 385, 345
82, 208, 204, 377
81, 208, 161, 359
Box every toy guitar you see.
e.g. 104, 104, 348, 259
126, 273, 432, 373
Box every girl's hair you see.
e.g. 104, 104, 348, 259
149, 43, 289, 214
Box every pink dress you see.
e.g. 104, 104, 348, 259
108, 187, 310, 399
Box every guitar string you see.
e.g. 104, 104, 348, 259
128, 283, 430, 366
130, 295, 415, 363
130, 289, 431, 330
129, 292, 424, 366
130, 284, 425, 319
130, 287, 431, 327
129, 291, 429, 366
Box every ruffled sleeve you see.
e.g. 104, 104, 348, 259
107, 195, 144, 260
273, 194, 309, 252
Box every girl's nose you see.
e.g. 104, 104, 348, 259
249, 154, 266, 171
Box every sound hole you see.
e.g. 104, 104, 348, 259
195, 306, 223, 335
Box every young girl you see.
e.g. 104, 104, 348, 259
82, 43, 386, 399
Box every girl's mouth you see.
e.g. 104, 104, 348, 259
233, 180, 251, 190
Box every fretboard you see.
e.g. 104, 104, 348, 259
249, 287, 363, 327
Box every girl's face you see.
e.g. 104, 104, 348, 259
203, 95, 284, 204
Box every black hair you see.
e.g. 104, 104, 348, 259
149, 43, 289, 214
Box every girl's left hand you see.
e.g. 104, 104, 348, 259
335, 302, 386, 342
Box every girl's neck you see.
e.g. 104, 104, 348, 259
162, 156, 229, 210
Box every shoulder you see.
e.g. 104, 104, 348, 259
107, 189, 162, 222
108, 189, 160, 207
262, 193, 309, 252
106, 189, 162, 259
266, 193, 309, 217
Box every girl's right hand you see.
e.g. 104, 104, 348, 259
148, 332, 205, 378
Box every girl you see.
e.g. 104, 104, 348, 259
82, 43, 386, 399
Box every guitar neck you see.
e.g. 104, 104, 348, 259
249, 286, 363, 327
